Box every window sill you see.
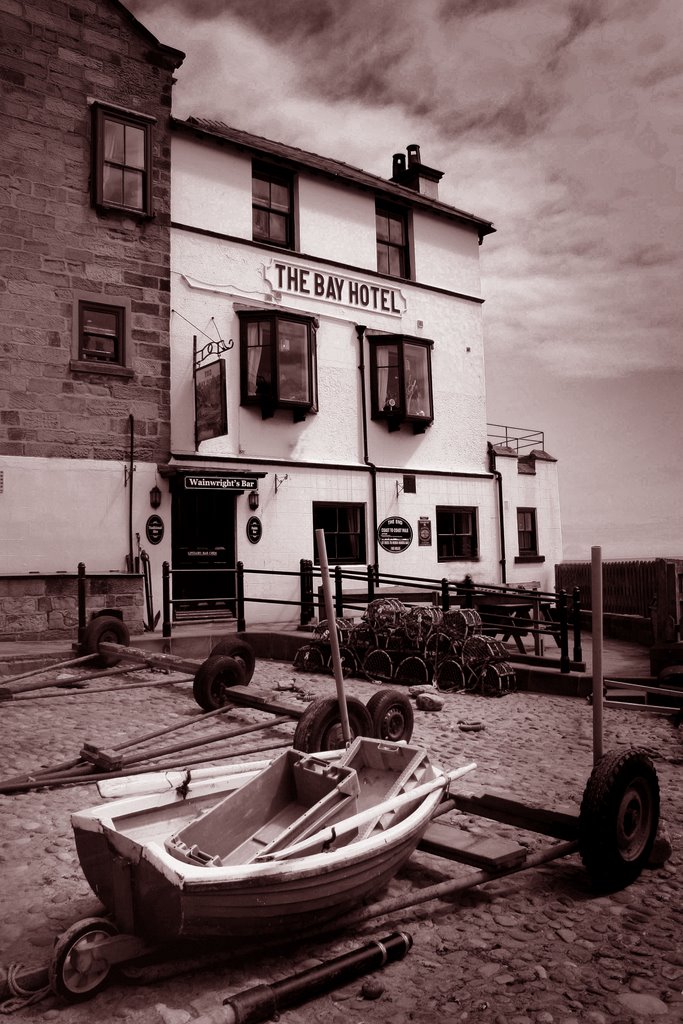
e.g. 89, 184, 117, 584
70, 360, 134, 379
93, 202, 154, 222
437, 556, 481, 563
514, 555, 545, 564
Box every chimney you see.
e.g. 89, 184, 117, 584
390, 144, 443, 200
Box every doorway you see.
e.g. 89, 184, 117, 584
171, 484, 236, 619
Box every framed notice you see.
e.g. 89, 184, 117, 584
194, 358, 227, 447
377, 516, 413, 553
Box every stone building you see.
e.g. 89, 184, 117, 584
0, 0, 184, 637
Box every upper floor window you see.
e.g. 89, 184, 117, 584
516, 508, 544, 562
436, 507, 479, 561
92, 103, 154, 216
70, 292, 133, 377
368, 335, 433, 433
252, 164, 294, 248
376, 201, 410, 279
313, 502, 366, 565
238, 310, 317, 421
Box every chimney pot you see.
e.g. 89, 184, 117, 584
392, 152, 407, 178
407, 144, 421, 167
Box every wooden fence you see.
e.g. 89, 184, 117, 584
556, 558, 683, 644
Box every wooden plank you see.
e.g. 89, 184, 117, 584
418, 820, 527, 870
98, 641, 202, 674
440, 791, 579, 840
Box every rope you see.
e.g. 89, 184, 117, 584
0, 964, 51, 1014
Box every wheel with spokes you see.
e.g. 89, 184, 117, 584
49, 917, 118, 1002
579, 748, 660, 892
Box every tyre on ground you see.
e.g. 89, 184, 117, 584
192, 654, 246, 711
80, 615, 130, 668
293, 696, 373, 752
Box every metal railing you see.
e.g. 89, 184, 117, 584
487, 422, 545, 455
161, 561, 581, 672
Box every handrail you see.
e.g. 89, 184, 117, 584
161, 560, 580, 670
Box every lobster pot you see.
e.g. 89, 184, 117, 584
434, 657, 466, 693
294, 643, 327, 673
403, 605, 443, 645
424, 629, 456, 664
314, 618, 355, 644
461, 635, 508, 668
363, 598, 407, 634
349, 622, 376, 654
394, 655, 430, 687
362, 647, 394, 682
443, 608, 482, 641
479, 661, 517, 697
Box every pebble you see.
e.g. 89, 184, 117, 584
617, 992, 669, 1015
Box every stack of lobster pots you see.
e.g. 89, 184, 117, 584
294, 598, 517, 697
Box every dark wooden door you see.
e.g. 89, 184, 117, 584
171, 486, 235, 618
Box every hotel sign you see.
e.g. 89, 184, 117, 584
265, 260, 406, 316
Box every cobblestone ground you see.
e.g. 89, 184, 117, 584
0, 658, 681, 1024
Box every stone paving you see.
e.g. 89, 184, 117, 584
0, 655, 681, 1024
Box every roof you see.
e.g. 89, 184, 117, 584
115, 0, 185, 69
172, 116, 496, 240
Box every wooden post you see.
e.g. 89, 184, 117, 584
591, 546, 604, 763
77, 561, 87, 644
572, 587, 582, 664
316, 529, 351, 745
441, 578, 450, 613
236, 561, 246, 633
162, 561, 171, 638
558, 591, 570, 673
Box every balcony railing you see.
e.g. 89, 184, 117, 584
487, 422, 545, 456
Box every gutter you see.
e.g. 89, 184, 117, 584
355, 324, 380, 567
487, 442, 507, 584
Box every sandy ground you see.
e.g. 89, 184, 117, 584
0, 656, 681, 1024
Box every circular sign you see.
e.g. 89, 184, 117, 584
377, 516, 413, 553
246, 516, 263, 544
145, 514, 164, 546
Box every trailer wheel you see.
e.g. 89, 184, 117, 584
293, 696, 373, 753
49, 916, 118, 1001
81, 615, 130, 668
209, 638, 255, 684
193, 655, 246, 711
579, 748, 660, 892
366, 688, 414, 742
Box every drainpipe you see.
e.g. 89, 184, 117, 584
127, 414, 135, 574
355, 324, 379, 568
487, 442, 507, 584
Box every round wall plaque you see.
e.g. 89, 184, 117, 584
246, 516, 263, 544
377, 516, 413, 553
145, 514, 164, 546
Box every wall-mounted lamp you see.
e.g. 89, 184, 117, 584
149, 484, 162, 509
248, 490, 260, 511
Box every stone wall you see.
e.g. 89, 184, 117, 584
0, 573, 144, 641
0, 0, 183, 462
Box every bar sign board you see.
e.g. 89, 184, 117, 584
194, 358, 227, 446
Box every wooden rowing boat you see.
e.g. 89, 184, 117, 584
71, 737, 476, 942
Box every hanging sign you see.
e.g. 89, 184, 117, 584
246, 516, 262, 544
377, 516, 413, 553
194, 358, 227, 446
145, 514, 164, 546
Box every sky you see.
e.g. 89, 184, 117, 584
128, 0, 682, 561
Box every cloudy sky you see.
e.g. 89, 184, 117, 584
129, 0, 682, 560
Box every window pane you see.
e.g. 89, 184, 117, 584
252, 176, 270, 202
376, 212, 390, 242
277, 322, 309, 402
436, 507, 477, 560
123, 169, 143, 209
270, 182, 290, 212
268, 212, 288, 245
246, 321, 272, 396
313, 504, 365, 565
375, 343, 400, 413
80, 305, 122, 363
389, 216, 404, 245
103, 119, 125, 163
377, 244, 390, 276
404, 343, 431, 417
102, 165, 123, 204
388, 247, 404, 277
125, 125, 145, 169
253, 208, 269, 237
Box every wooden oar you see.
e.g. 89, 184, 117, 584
262, 761, 477, 861
315, 528, 351, 744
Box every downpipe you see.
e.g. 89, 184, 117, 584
487, 442, 507, 585
356, 324, 379, 568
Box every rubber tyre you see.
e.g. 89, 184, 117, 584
209, 638, 255, 684
49, 916, 118, 1002
81, 615, 130, 668
293, 696, 373, 753
579, 748, 660, 892
192, 655, 246, 711
366, 688, 414, 743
